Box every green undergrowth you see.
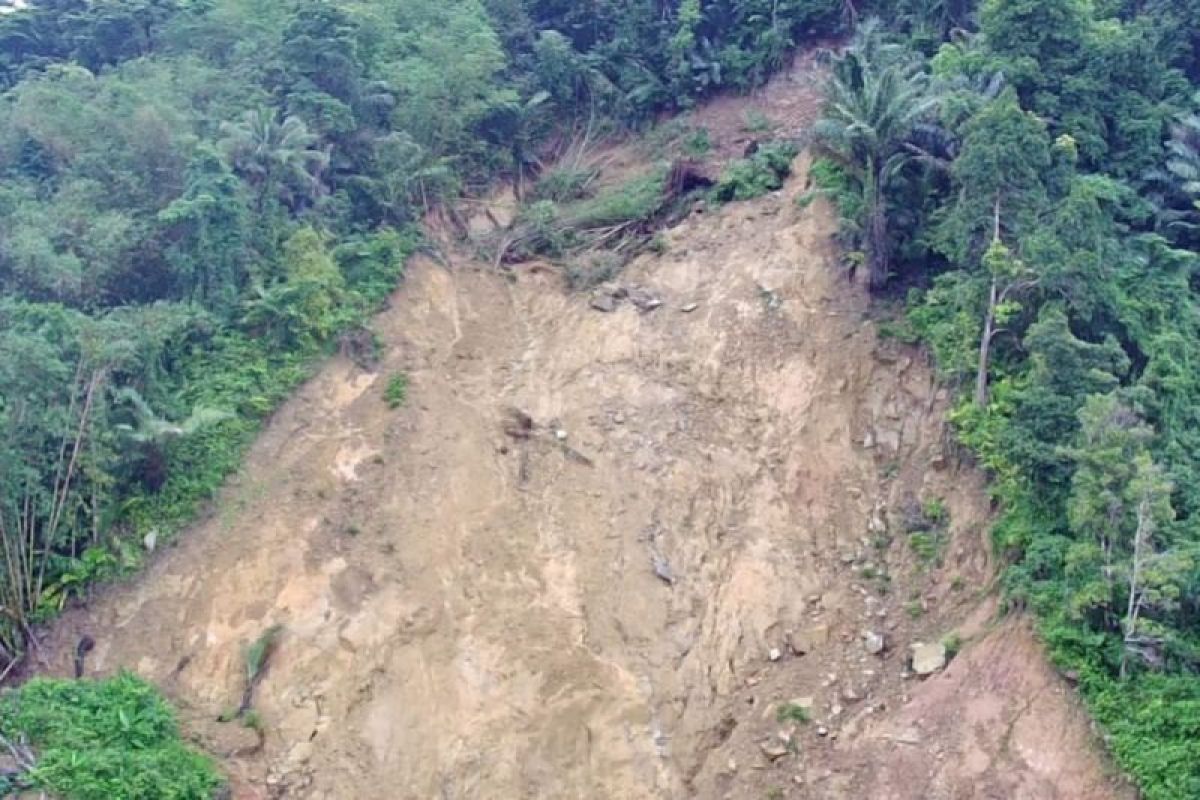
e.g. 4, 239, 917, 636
713, 141, 799, 201
44, 229, 419, 618
0, 672, 222, 799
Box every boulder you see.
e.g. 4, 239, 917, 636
911, 642, 947, 676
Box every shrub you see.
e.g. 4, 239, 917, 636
713, 142, 799, 201
384, 373, 409, 409
0, 672, 222, 800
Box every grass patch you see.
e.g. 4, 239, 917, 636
775, 702, 811, 724
383, 372, 409, 409
0, 672, 221, 800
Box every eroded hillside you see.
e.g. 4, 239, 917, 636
30, 143, 1131, 799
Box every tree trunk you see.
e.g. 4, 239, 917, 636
866, 168, 889, 290
975, 275, 998, 407
1121, 495, 1152, 680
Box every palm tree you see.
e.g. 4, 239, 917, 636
218, 109, 330, 211
812, 22, 942, 289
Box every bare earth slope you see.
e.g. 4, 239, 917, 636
34, 157, 1130, 799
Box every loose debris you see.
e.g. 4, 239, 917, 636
589, 284, 664, 314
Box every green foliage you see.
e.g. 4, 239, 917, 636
0, 672, 222, 799
808, 5, 1200, 797
383, 372, 409, 409
713, 141, 799, 201
775, 702, 811, 724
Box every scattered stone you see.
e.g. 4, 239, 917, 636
613, 412, 626, 424
889, 728, 922, 746
728, 758, 738, 773
793, 775, 805, 786
554, 429, 568, 441
830, 704, 843, 717
911, 642, 947, 676
760, 742, 790, 761
590, 292, 618, 312
863, 631, 887, 655
651, 554, 676, 586
788, 624, 830, 655
680, 302, 700, 313
627, 287, 664, 312
816, 726, 829, 737
143, 529, 158, 553
768, 647, 783, 662
841, 685, 861, 703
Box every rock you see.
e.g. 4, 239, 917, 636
651, 553, 675, 585
627, 287, 664, 312
728, 758, 738, 773
816, 726, 829, 737
143, 529, 158, 553
889, 728, 922, 746
911, 642, 947, 675
788, 624, 830, 655
554, 429, 568, 441
768, 647, 783, 662
680, 302, 700, 313
841, 685, 861, 702
590, 292, 618, 312
760, 742, 790, 761
863, 631, 887, 655
613, 412, 626, 424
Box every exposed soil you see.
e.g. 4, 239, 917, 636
28, 58, 1132, 800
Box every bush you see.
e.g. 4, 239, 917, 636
0, 673, 222, 800
384, 373, 409, 408
713, 142, 799, 201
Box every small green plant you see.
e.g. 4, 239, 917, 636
775, 702, 811, 724
683, 127, 712, 156
766, 788, 785, 800
383, 372, 409, 409
237, 624, 283, 717
240, 709, 264, 732
860, 564, 878, 579
950, 575, 965, 591
0, 672, 222, 799
922, 497, 949, 526
905, 599, 924, 618
943, 632, 963, 660
909, 530, 942, 564
742, 109, 774, 133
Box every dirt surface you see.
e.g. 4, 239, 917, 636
29, 58, 1131, 800
31, 165, 1129, 799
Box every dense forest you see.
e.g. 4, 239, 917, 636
2, 0, 1200, 797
